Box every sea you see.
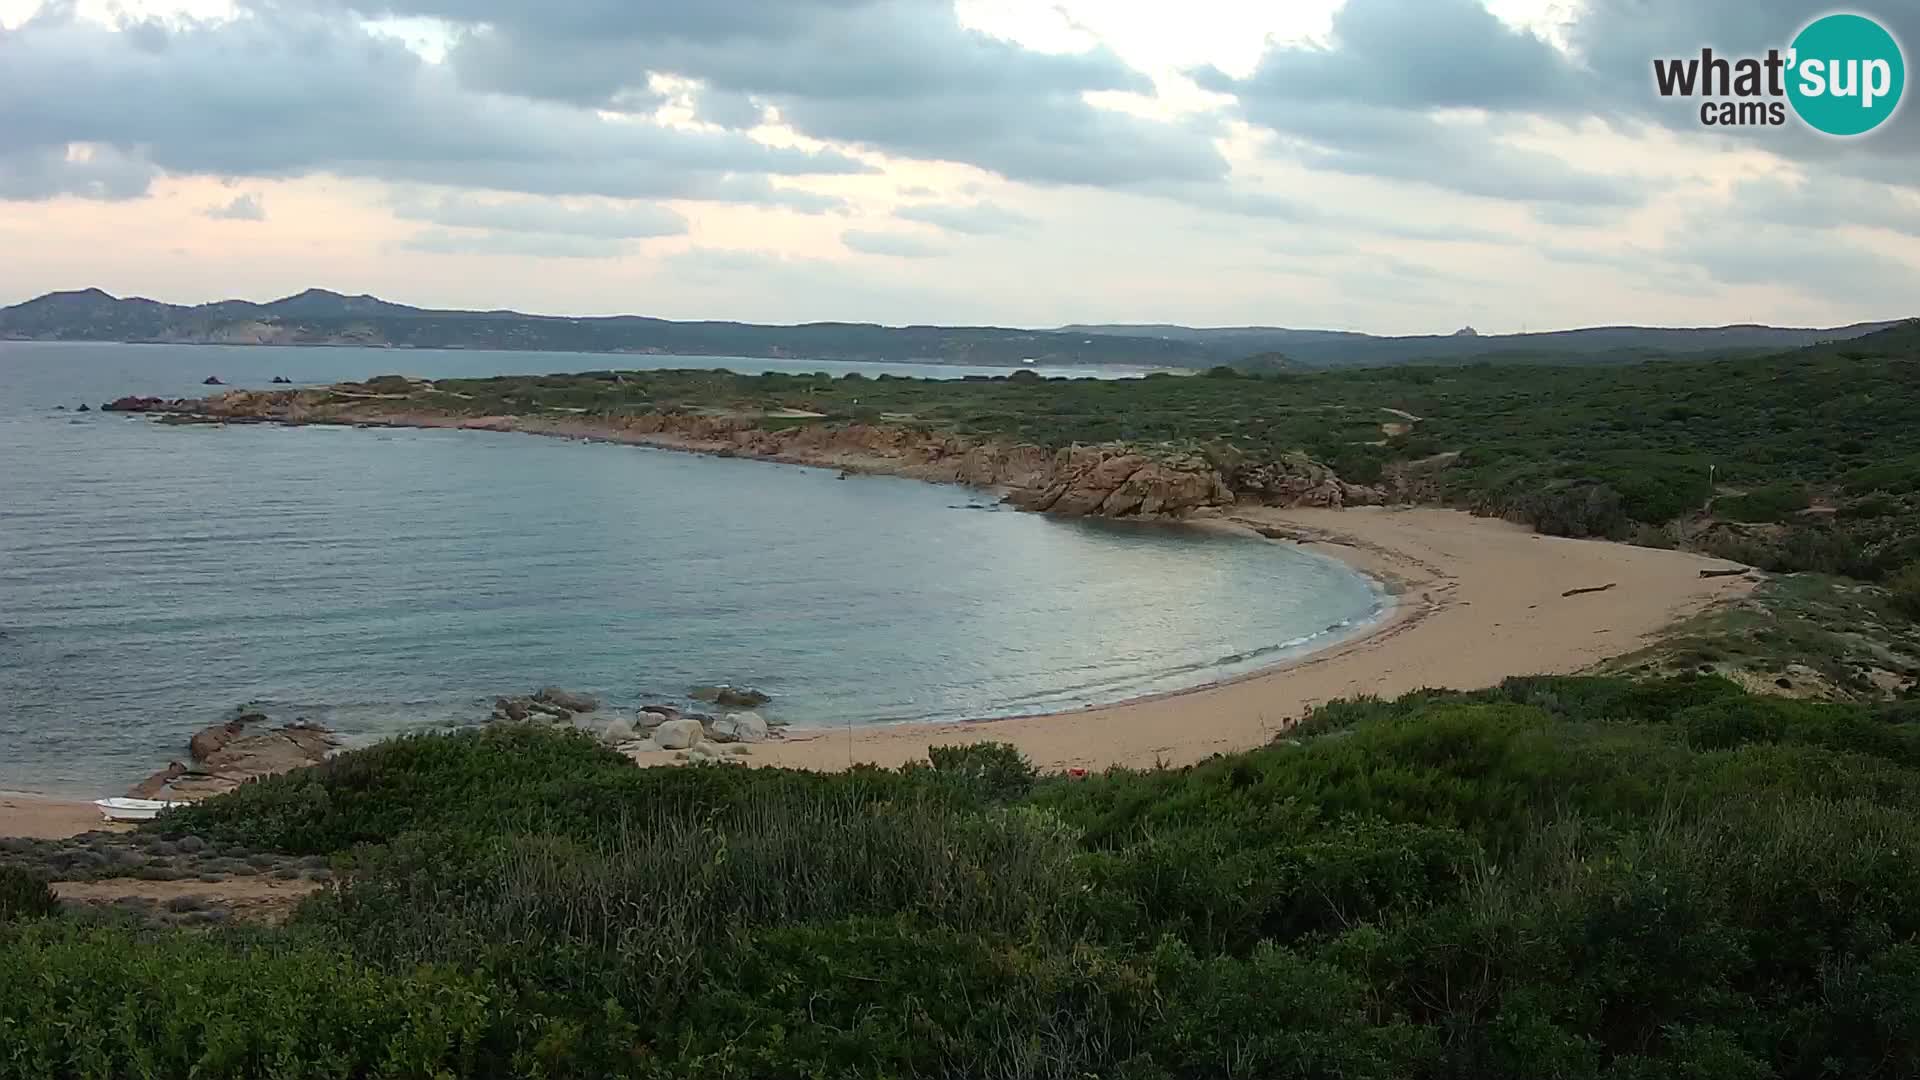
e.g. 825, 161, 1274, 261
0, 341, 1387, 797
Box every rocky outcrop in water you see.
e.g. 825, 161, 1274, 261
1007, 447, 1234, 517
690, 685, 771, 708
123, 382, 1391, 522
134, 709, 338, 801
534, 687, 600, 713
102, 396, 185, 413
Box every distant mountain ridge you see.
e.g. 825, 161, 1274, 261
0, 288, 1901, 369
1056, 320, 1905, 367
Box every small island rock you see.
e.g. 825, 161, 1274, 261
690, 685, 771, 708
535, 687, 600, 713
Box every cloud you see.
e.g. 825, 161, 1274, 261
1197, 0, 1588, 113
392, 194, 688, 238
0, 143, 156, 201
1669, 224, 1920, 311
842, 228, 946, 258
403, 229, 632, 259
0, 6, 869, 203
1195, 0, 1646, 207
894, 201, 1032, 235
693, 86, 766, 130
287, 0, 1228, 188
1726, 177, 1920, 238
205, 192, 265, 220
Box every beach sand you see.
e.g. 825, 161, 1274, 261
0, 792, 124, 839
651, 505, 1754, 773
2, 505, 1754, 839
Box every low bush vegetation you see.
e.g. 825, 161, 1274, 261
2, 675, 1917, 1076
0, 865, 60, 921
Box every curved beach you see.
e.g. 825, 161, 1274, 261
3, 503, 1753, 836
630, 504, 1755, 773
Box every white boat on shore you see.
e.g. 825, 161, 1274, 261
93, 797, 185, 822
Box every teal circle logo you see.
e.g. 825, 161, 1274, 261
1787, 13, 1905, 136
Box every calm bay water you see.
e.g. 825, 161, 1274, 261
0, 342, 1384, 797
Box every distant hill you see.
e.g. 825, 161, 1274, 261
2, 288, 1902, 370
0, 289, 1218, 368
1058, 320, 1904, 368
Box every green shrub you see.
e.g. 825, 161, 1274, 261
14, 677, 1918, 1076
924, 741, 1038, 803
0, 865, 60, 921
1892, 562, 1920, 620
1719, 482, 1812, 524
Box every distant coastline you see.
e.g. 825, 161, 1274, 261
3, 287, 1901, 369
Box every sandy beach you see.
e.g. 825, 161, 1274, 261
646, 505, 1754, 773
0, 791, 122, 839
2, 504, 1754, 838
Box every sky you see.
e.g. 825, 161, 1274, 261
0, 0, 1916, 334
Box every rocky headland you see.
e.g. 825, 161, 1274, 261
107, 381, 1388, 519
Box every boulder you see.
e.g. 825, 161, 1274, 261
535, 687, 600, 713
494, 696, 531, 722
599, 716, 638, 744
76, 404, 90, 412
525, 700, 571, 721
202, 376, 224, 386
712, 711, 770, 744
653, 718, 706, 751
637, 704, 679, 726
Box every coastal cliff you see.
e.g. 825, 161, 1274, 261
110, 381, 1387, 519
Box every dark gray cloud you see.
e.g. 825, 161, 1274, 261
695, 87, 767, 131
1669, 223, 1920, 311
281, 0, 1227, 187
0, 6, 867, 202
205, 192, 265, 220
842, 228, 946, 257
1725, 177, 1920, 237
0, 143, 155, 201
894, 201, 1032, 234
1204, 0, 1917, 210
403, 229, 631, 259
1197, 0, 1586, 112
1195, 0, 1637, 206
392, 194, 689, 238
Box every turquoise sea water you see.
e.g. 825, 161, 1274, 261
0, 342, 1385, 797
